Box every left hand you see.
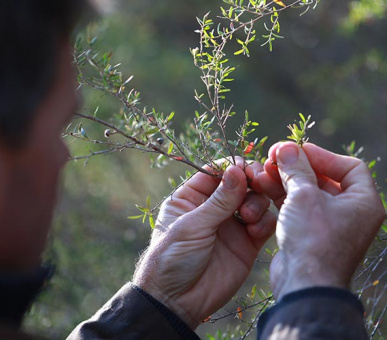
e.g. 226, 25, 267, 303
133, 159, 276, 329
251, 142, 385, 299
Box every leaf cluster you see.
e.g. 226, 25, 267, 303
287, 113, 315, 147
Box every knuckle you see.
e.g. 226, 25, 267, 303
208, 190, 232, 213
288, 183, 319, 203
257, 194, 271, 212
285, 170, 317, 187
356, 159, 369, 173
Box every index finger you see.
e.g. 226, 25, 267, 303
302, 143, 374, 192
269, 142, 375, 192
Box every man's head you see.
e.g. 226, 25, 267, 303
0, 1, 94, 270
0, 1, 93, 147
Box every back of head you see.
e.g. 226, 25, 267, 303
0, 0, 94, 147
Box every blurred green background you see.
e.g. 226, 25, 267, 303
23, 0, 387, 338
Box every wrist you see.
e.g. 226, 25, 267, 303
274, 275, 349, 300
133, 278, 199, 330
132, 284, 201, 339
271, 252, 349, 300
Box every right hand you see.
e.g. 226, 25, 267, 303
133, 159, 276, 329
251, 142, 385, 299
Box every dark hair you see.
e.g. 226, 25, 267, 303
0, 1, 95, 147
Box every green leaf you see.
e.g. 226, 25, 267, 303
93, 106, 99, 117
380, 192, 387, 210
368, 159, 377, 170
128, 215, 144, 220
123, 75, 134, 86
135, 205, 149, 213
219, 88, 231, 93
245, 110, 249, 121
251, 284, 257, 299
257, 136, 268, 147
236, 38, 245, 45
146, 196, 151, 209
168, 177, 177, 188
229, 6, 234, 18
149, 215, 155, 229
167, 111, 175, 122
167, 142, 174, 155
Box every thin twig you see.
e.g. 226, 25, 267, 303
73, 112, 220, 177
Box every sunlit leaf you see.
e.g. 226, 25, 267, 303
127, 215, 144, 220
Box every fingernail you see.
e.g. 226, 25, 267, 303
252, 163, 264, 178
246, 201, 261, 216
277, 145, 299, 165
223, 169, 238, 189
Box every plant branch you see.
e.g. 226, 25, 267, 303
73, 112, 219, 177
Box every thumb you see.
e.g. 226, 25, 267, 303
276, 142, 317, 193
184, 165, 247, 231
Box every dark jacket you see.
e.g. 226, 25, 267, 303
0, 268, 368, 340
256, 287, 368, 340
68, 284, 368, 340
67, 283, 199, 340
0, 267, 51, 340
